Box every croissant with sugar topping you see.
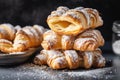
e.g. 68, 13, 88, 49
47, 6, 103, 36
41, 29, 104, 51
34, 49, 105, 69
34, 6, 106, 70
0, 24, 46, 53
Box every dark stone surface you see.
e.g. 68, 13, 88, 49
0, 53, 119, 80
0, 63, 115, 80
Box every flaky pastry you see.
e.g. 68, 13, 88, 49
41, 29, 104, 51
0, 23, 16, 41
34, 48, 105, 69
0, 25, 46, 53
47, 6, 103, 35
73, 29, 104, 51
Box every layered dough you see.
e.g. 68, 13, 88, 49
0, 24, 46, 53
37, 6, 105, 70
34, 49, 105, 69
47, 6, 103, 36
0, 24, 16, 41
41, 29, 104, 51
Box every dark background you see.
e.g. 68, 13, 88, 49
0, 1, 119, 80
0, 0, 120, 53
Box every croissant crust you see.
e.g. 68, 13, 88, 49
34, 49, 105, 69
0, 24, 45, 53
41, 29, 104, 51
47, 6, 103, 35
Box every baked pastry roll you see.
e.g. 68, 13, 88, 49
47, 6, 103, 35
41, 30, 75, 50
61, 35, 75, 49
34, 48, 105, 69
41, 30, 62, 50
41, 29, 104, 51
0, 39, 13, 53
0, 23, 16, 41
73, 29, 104, 51
0, 25, 46, 53
13, 25, 45, 52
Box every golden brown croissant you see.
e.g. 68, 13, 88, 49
73, 29, 104, 51
41, 30, 62, 50
47, 6, 103, 36
0, 23, 16, 41
41, 29, 104, 51
13, 25, 46, 52
34, 48, 105, 69
0, 39, 13, 53
0, 25, 45, 53
41, 30, 75, 50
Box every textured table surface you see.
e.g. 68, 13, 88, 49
0, 53, 119, 80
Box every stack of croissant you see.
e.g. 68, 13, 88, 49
34, 6, 106, 69
0, 24, 45, 53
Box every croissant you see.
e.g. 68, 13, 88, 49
41, 29, 104, 51
41, 30, 75, 50
47, 6, 103, 36
0, 23, 16, 41
41, 30, 62, 50
0, 39, 13, 53
0, 25, 45, 53
34, 48, 105, 69
73, 29, 104, 51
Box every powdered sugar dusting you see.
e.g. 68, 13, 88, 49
92, 30, 104, 45
75, 7, 84, 10
29, 27, 39, 43
0, 23, 15, 33
79, 29, 95, 37
15, 25, 21, 31
96, 53, 106, 65
62, 35, 71, 42
0, 39, 12, 44
0, 29, 8, 38
64, 50, 79, 63
81, 9, 90, 26
36, 54, 47, 63
22, 27, 34, 37
53, 57, 66, 66
84, 51, 93, 66
33, 25, 45, 35
14, 40, 27, 45
44, 30, 58, 42
61, 35, 73, 48
0, 23, 14, 29
50, 6, 69, 17
74, 38, 95, 49
0, 23, 16, 40
79, 29, 99, 42
12, 64, 55, 80
30, 27, 39, 38
48, 6, 103, 33
47, 50, 63, 60
0, 63, 113, 80
65, 67, 114, 79
57, 6, 69, 12
78, 29, 104, 46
